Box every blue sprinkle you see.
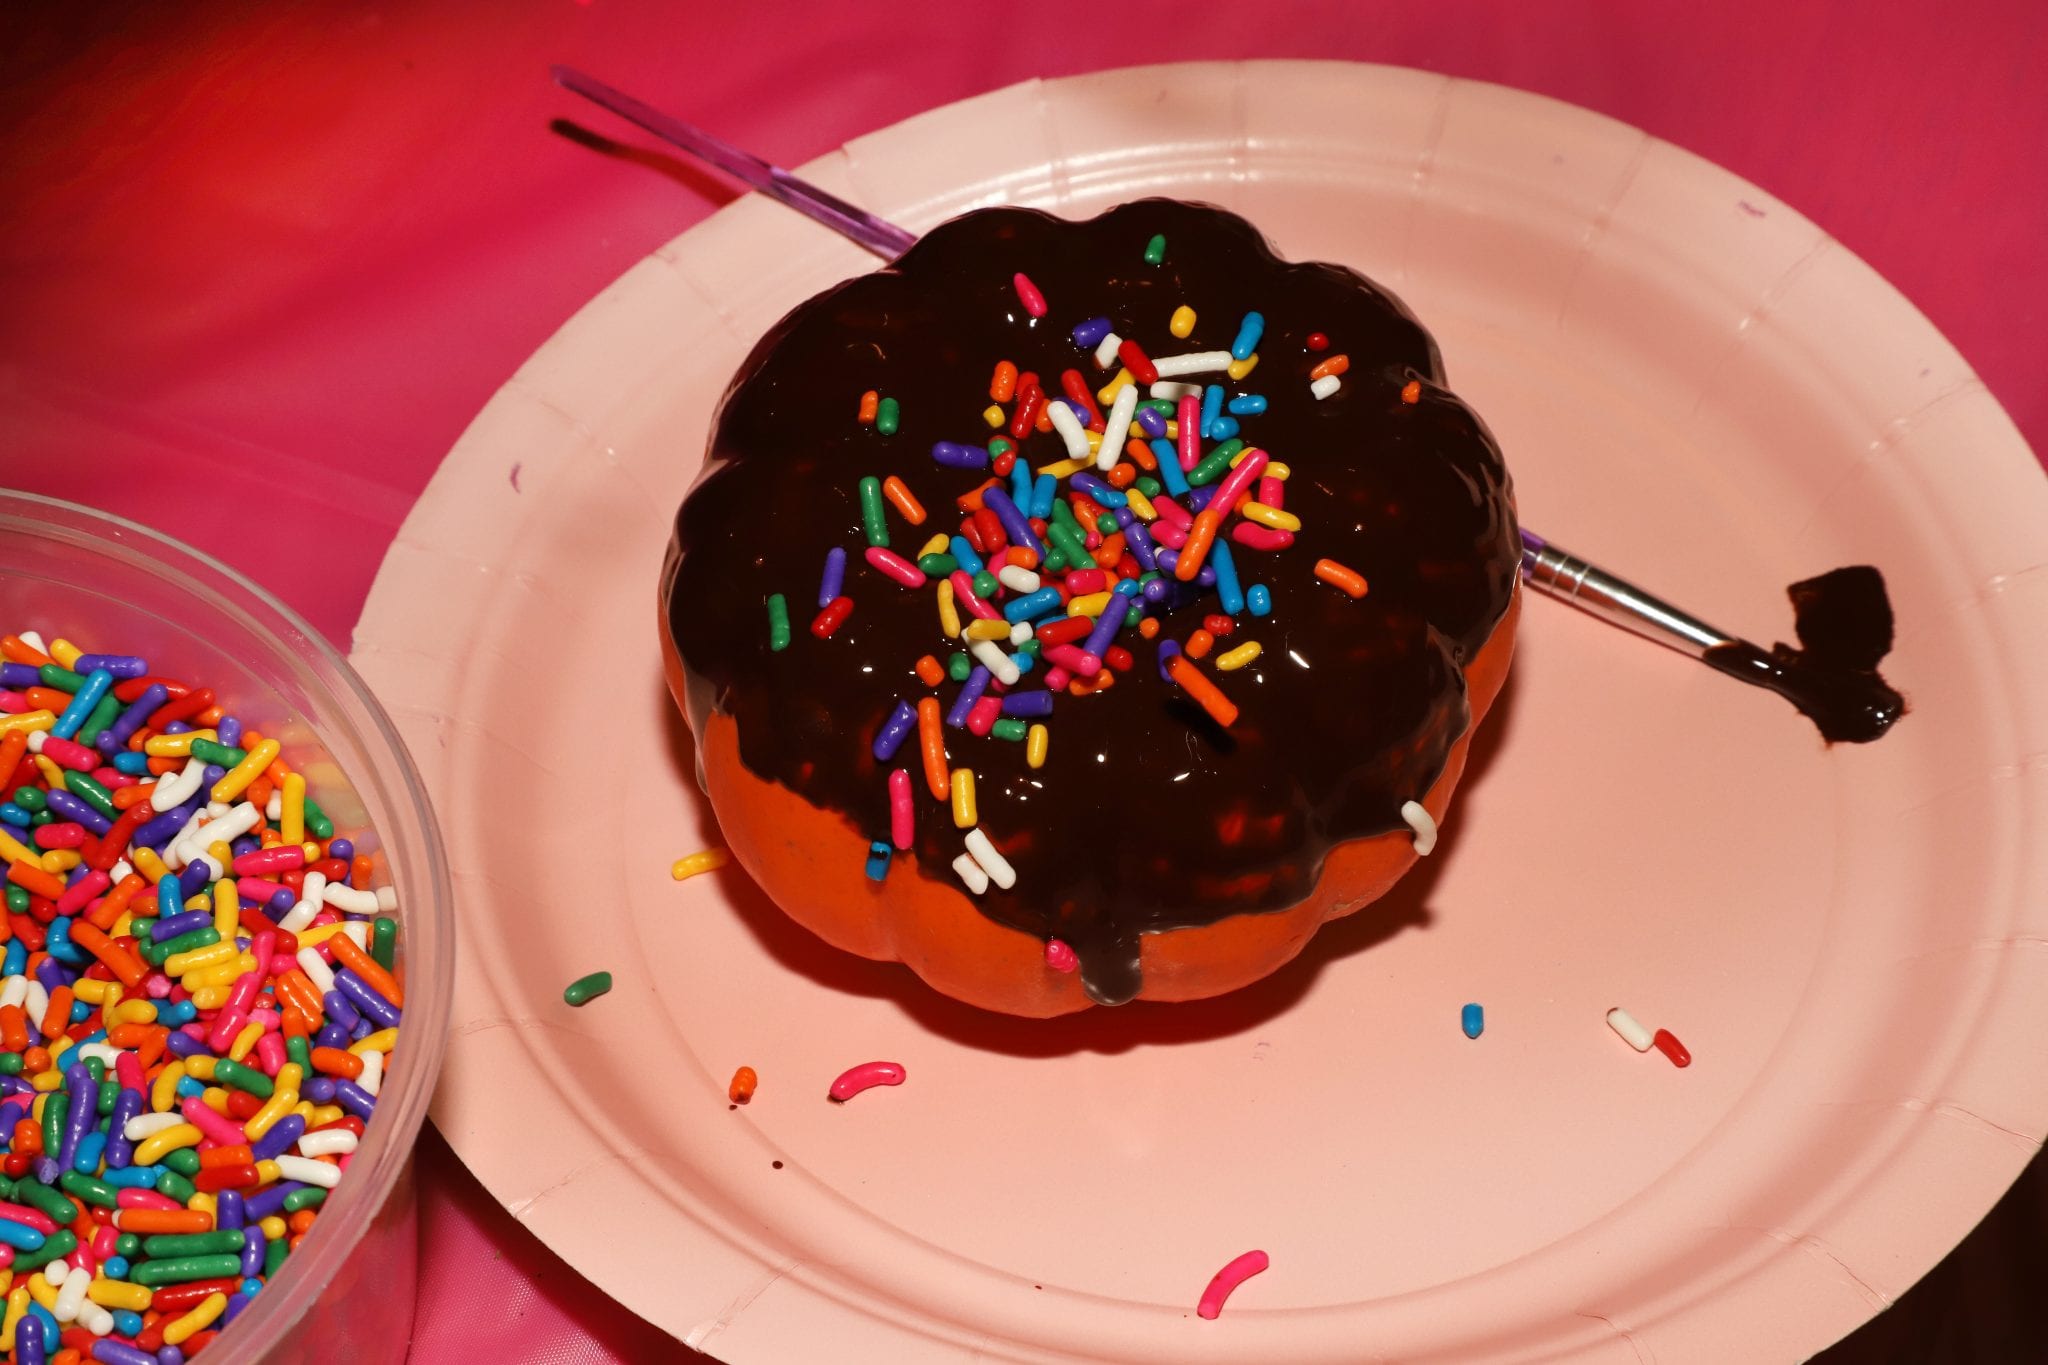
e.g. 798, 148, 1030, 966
1230, 311, 1264, 362
1462, 1003, 1484, 1039
1247, 584, 1273, 617
863, 841, 892, 882
1226, 394, 1267, 416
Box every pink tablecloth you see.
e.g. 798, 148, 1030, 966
5, 3, 2045, 1360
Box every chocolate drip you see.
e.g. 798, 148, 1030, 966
1703, 565, 1905, 744
663, 201, 1518, 1002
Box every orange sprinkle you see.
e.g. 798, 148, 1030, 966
1174, 509, 1223, 582
1400, 379, 1422, 405
955, 478, 1000, 514
0, 636, 52, 666
118, 1208, 213, 1235
1092, 533, 1126, 569
1184, 629, 1215, 660
1034, 405, 1053, 434
914, 655, 945, 687
1165, 654, 1239, 728
1314, 558, 1369, 599
1104, 463, 1137, 489
1138, 617, 1161, 640
287, 1208, 320, 1235
1309, 354, 1350, 381
917, 698, 949, 801
990, 361, 1018, 403
309, 1046, 364, 1079
729, 1066, 758, 1104
111, 783, 157, 810
7, 859, 65, 901
857, 390, 880, 424
1003, 546, 1038, 570
1067, 668, 1116, 698
329, 932, 403, 1008
881, 476, 926, 526
1124, 438, 1157, 470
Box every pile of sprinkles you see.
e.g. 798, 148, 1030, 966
0, 628, 404, 1360
774, 229, 1427, 966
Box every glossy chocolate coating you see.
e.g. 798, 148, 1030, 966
663, 201, 1518, 1003
1704, 565, 1904, 743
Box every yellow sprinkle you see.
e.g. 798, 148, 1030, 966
113, 999, 156, 1026
229, 1019, 264, 1062
1025, 724, 1049, 770
294, 922, 350, 947
950, 768, 977, 829
181, 1055, 217, 1082
1095, 367, 1134, 404
0, 711, 55, 737
1123, 486, 1158, 521
916, 533, 950, 559
1227, 353, 1259, 380
31, 755, 63, 789
187, 959, 250, 991
936, 577, 962, 639
165, 941, 235, 977
211, 736, 280, 803
111, 911, 135, 940
73, 978, 110, 1004
1240, 501, 1301, 531
307, 1103, 345, 1128
39, 848, 79, 874
1034, 456, 1091, 479
133, 1123, 204, 1167
142, 730, 214, 758
23, 1273, 56, 1312
982, 404, 1006, 428
253, 1160, 280, 1185
962, 618, 1012, 641
186, 1191, 216, 1219
2, 1284, 27, 1352
212, 876, 239, 938
47, 639, 83, 669
200, 1087, 231, 1116
1163, 421, 1178, 440
670, 848, 729, 881
280, 771, 306, 846
1264, 460, 1291, 481
0, 830, 35, 866
189, 985, 231, 1011
1215, 642, 1264, 671
258, 1216, 288, 1241
1066, 592, 1113, 618
163, 1291, 228, 1346
1169, 304, 1197, 338
1085, 430, 1102, 453
350, 1028, 400, 1056
152, 1060, 187, 1113
27, 1070, 60, 1094
87, 1278, 152, 1311
131, 846, 169, 884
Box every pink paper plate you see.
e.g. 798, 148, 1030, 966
353, 62, 2048, 1363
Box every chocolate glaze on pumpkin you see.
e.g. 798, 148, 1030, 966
663, 201, 1519, 1004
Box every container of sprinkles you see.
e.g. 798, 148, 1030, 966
0, 491, 452, 1364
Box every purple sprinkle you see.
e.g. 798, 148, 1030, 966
71, 654, 147, 679
334, 1079, 379, 1120
321, 989, 362, 1032
104, 682, 168, 749
334, 969, 403, 1030
931, 441, 990, 470
43, 789, 111, 835
239, 1227, 265, 1277
251, 1113, 305, 1161
945, 666, 992, 729
92, 1339, 159, 1365
1185, 485, 1216, 513
216, 714, 242, 748
164, 1032, 206, 1059
0, 663, 38, 688
1157, 639, 1184, 683
1081, 602, 1125, 660
244, 1182, 305, 1221
818, 546, 847, 609
104, 1088, 143, 1170
999, 690, 1055, 718
152, 910, 213, 941
217, 1189, 245, 1230
981, 487, 1041, 555
132, 797, 202, 850
1124, 520, 1161, 573
1070, 316, 1113, 348
326, 837, 355, 862
221, 1292, 254, 1328
314, 1023, 350, 1051
1068, 472, 1126, 507
1141, 577, 1172, 604
871, 698, 918, 761
1135, 406, 1167, 438
176, 860, 212, 898
303, 1076, 339, 1105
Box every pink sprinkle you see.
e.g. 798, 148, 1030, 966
827, 1060, 906, 1103
1197, 1249, 1270, 1320
864, 545, 928, 589
1012, 272, 1048, 318
888, 769, 914, 850
1045, 939, 1077, 973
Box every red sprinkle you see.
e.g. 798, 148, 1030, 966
810, 597, 854, 638
1306, 332, 1329, 352
1652, 1028, 1691, 1068
1012, 272, 1048, 318
1116, 338, 1159, 385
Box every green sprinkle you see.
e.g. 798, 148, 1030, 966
1186, 439, 1245, 487
946, 653, 972, 682
0, 1055, 20, 1076
143, 1230, 246, 1258
14, 1180, 79, 1224
991, 718, 1028, 742
986, 437, 1013, 458
131, 1253, 243, 1286
1096, 513, 1118, 534
286, 1034, 312, 1073
213, 1057, 273, 1098
59, 1171, 118, 1209
160, 1148, 201, 1179
264, 1234, 288, 1277
875, 396, 900, 435
1135, 476, 1162, 497
115, 1232, 142, 1260
372, 916, 398, 972
37, 665, 83, 692
97, 1077, 118, 1115
188, 738, 244, 768
63, 771, 117, 820
41, 1094, 66, 1161
766, 594, 792, 652
282, 1186, 327, 1214
156, 1170, 197, 1203
10, 785, 43, 812
1047, 520, 1092, 568
77, 693, 121, 746
1042, 549, 1067, 573
563, 971, 612, 1007
858, 475, 890, 548
17, 1229, 76, 1271
303, 796, 334, 840
970, 570, 999, 601
1140, 399, 1176, 416
1143, 233, 1166, 265
0, 884, 19, 915
917, 553, 958, 577
1014, 638, 1042, 658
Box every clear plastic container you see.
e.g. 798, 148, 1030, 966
0, 489, 452, 1363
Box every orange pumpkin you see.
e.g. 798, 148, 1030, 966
661, 585, 1517, 1018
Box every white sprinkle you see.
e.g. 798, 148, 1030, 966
1310, 374, 1343, 400
1148, 381, 1204, 402
968, 639, 1022, 686
1046, 396, 1092, 460
24, 730, 44, 754
997, 565, 1041, 594
1149, 350, 1234, 377
321, 880, 378, 915
358, 1047, 384, 1097
52, 1262, 90, 1323
272, 1154, 342, 1189
110, 858, 133, 884
1093, 330, 1123, 369
963, 828, 1017, 890
125, 1112, 186, 1141
297, 1127, 358, 1157
265, 789, 284, 822
1097, 382, 1140, 471
375, 884, 399, 913
278, 870, 324, 932
23, 981, 48, 1031
1607, 1007, 1655, 1052
80, 1301, 114, 1337
1008, 621, 1034, 647
952, 853, 989, 895
16, 632, 46, 654
150, 757, 206, 811
74, 1043, 123, 1071
0, 975, 27, 1010
343, 919, 371, 949
296, 946, 336, 995
1400, 799, 1437, 855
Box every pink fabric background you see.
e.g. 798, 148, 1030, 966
4, 2, 2044, 1359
